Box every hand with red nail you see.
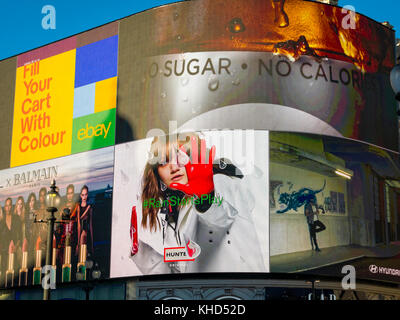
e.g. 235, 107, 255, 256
170, 136, 216, 198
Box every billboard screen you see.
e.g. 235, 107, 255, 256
269, 131, 400, 283
0, 147, 114, 288
10, 23, 118, 168
117, 0, 397, 151
110, 130, 269, 276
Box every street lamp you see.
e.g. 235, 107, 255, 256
306, 279, 320, 300
76, 255, 102, 300
34, 180, 71, 300
43, 180, 60, 301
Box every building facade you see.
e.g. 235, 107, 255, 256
0, 0, 399, 300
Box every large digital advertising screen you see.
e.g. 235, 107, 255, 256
269, 131, 400, 284
0, 147, 114, 288
117, 0, 397, 151
110, 130, 269, 276
10, 23, 118, 168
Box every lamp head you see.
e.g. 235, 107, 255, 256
85, 253, 94, 270
91, 263, 101, 280
45, 179, 61, 211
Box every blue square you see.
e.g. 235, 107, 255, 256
75, 35, 118, 88
73, 83, 95, 118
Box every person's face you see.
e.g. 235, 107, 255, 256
16, 199, 23, 212
67, 188, 74, 202
80, 189, 88, 202
4, 200, 12, 214
39, 191, 46, 204
29, 197, 35, 210
157, 163, 188, 187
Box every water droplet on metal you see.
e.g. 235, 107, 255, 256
232, 78, 240, 86
208, 76, 219, 91
161, 92, 167, 98
228, 18, 246, 33
181, 78, 189, 86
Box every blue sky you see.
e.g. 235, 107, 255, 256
0, 0, 399, 61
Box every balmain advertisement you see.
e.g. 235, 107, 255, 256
0, 147, 114, 288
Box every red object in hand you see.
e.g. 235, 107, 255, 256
170, 136, 216, 197
130, 206, 139, 256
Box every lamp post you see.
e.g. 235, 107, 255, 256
43, 180, 60, 300
76, 255, 102, 300
306, 279, 320, 300
34, 180, 72, 300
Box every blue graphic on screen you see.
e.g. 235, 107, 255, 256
276, 180, 326, 214
75, 35, 118, 88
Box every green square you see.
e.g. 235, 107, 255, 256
71, 108, 116, 154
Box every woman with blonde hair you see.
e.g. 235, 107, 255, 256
14, 196, 25, 219
14, 196, 26, 240
129, 132, 266, 274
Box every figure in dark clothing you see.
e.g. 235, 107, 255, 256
304, 195, 326, 251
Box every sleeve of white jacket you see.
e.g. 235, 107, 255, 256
194, 174, 255, 231
130, 240, 171, 275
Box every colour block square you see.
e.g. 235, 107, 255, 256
71, 108, 116, 154
95, 76, 117, 113
75, 35, 118, 88
73, 83, 95, 118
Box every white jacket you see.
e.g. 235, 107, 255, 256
130, 172, 268, 274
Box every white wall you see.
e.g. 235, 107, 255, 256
270, 162, 350, 256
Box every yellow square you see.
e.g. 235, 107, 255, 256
11, 50, 76, 167
94, 77, 117, 113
